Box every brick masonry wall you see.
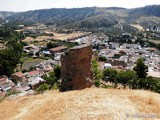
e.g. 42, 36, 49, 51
60, 44, 93, 91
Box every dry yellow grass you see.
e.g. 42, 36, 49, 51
0, 88, 160, 120
149, 40, 160, 44
130, 24, 144, 31
22, 32, 88, 43
44, 31, 88, 41
22, 37, 35, 42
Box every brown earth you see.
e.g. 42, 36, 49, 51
130, 24, 144, 31
0, 88, 160, 120
22, 32, 89, 42
149, 40, 160, 44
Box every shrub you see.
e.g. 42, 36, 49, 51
5, 90, 19, 96
94, 80, 100, 87
91, 59, 102, 87
102, 85, 114, 89
36, 83, 49, 94
99, 56, 107, 61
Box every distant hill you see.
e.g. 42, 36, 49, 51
4, 7, 96, 25
0, 11, 15, 19
0, 12, 15, 23
1, 5, 160, 32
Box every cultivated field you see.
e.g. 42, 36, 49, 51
22, 32, 90, 43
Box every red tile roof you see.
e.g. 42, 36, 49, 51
0, 76, 8, 82
0, 78, 6, 82
11, 72, 24, 78
27, 70, 39, 76
49, 46, 67, 53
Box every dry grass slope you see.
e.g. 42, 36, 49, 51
0, 88, 160, 120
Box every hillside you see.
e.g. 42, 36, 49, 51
0, 12, 15, 19
0, 88, 160, 120
0, 12, 15, 23
1, 5, 160, 33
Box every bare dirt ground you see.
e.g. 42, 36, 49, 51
22, 32, 88, 42
22, 37, 35, 42
130, 24, 144, 31
0, 88, 160, 120
149, 40, 160, 44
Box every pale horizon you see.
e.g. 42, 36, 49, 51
0, 0, 160, 12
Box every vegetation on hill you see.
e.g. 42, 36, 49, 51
41, 65, 61, 90
0, 45, 22, 76
91, 59, 102, 87
130, 5, 160, 17
2, 5, 160, 33
46, 40, 78, 49
0, 26, 25, 41
0, 11, 15, 19
102, 58, 160, 93
133, 58, 148, 79
6, 7, 96, 25
0, 25, 25, 76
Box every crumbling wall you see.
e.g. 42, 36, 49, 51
60, 44, 93, 91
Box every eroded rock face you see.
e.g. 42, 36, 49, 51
60, 44, 93, 91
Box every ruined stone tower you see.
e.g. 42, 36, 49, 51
60, 44, 93, 91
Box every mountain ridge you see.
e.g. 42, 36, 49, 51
1, 5, 160, 32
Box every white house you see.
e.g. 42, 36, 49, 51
104, 63, 112, 69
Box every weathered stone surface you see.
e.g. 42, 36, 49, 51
60, 44, 93, 91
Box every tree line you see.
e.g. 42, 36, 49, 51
92, 58, 160, 93
0, 26, 25, 76
36, 58, 160, 94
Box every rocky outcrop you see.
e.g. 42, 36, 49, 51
60, 44, 93, 91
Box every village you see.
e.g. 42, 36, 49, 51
0, 24, 160, 97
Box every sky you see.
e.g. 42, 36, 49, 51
0, 0, 160, 12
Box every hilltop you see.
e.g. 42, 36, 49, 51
1, 5, 160, 33
0, 88, 160, 120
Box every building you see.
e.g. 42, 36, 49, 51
108, 60, 127, 68
104, 63, 112, 69
28, 77, 45, 90
11, 72, 30, 92
49, 46, 68, 54
11, 72, 27, 82
0, 76, 15, 92
24, 70, 44, 79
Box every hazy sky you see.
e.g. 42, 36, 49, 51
0, 0, 160, 12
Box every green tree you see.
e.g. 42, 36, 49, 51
103, 68, 118, 86
145, 77, 160, 93
5, 90, 19, 96
43, 66, 61, 89
152, 79, 160, 93
117, 70, 137, 88
99, 56, 107, 61
54, 65, 61, 80
43, 72, 57, 88
36, 83, 49, 94
0, 48, 21, 76
133, 58, 148, 79
157, 43, 160, 50
47, 42, 55, 49
91, 59, 102, 87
